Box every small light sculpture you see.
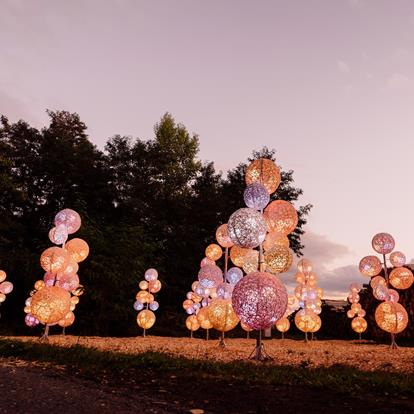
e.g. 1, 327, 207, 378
0, 270, 14, 314
346, 283, 367, 340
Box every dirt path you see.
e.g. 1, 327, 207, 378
1, 357, 414, 414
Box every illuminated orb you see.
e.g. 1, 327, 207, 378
243, 183, 270, 210
375, 302, 408, 334
58, 311, 75, 328
348, 293, 359, 304
294, 309, 319, 333
0, 281, 13, 295
225, 267, 243, 285
144, 268, 158, 281
25, 314, 40, 327
198, 264, 223, 288
139, 280, 149, 290
0, 270, 6, 283
390, 251, 406, 268
349, 282, 362, 292
196, 307, 213, 329
372, 283, 389, 301
264, 245, 292, 274
351, 303, 361, 313
40, 247, 69, 273
31, 286, 71, 325
0, 293, 5, 303
216, 282, 234, 300
48, 224, 68, 245
389, 267, 414, 290
54, 209, 81, 234
215, 224, 234, 248
200, 257, 215, 268
347, 309, 355, 318
297, 258, 313, 276
70, 296, 79, 305
228, 208, 267, 249
230, 245, 250, 267
263, 231, 289, 251
275, 317, 290, 333
148, 279, 162, 293
351, 316, 367, 334
149, 301, 159, 311
186, 315, 200, 331
232, 271, 288, 330
205, 243, 223, 261
137, 309, 156, 329
65, 238, 89, 263
136, 290, 151, 303
245, 158, 281, 194
183, 299, 194, 310
263, 200, 298, 235
60, 258, 79, 276
295, 272, 306, 285
208, 298, 239, 332
242, 249, 259, 274
309, 314, 322, 333
370, 276, 386, 288
34, 280, 45, 291
371, 233, 395, 255
56, 273, 80, 292
359, 256, 382, 277
72, 285, 84, 296
388, 289, 400, 303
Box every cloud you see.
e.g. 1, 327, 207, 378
386, 73, 414, 91
337, 60, 351, 74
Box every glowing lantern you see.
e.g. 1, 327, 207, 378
30, 286, 71, 325
137, 309, 156, 329
186, 315, 200, 331
243, 183, 270, 210
390, 251, 406, 268
351, 316, 367, 333
371, 233, 395, 255
232, 271, 288, 330
358, 256, 382, 277
375, 302, 408, 334
65, 238, 89, 263
389, 267, 414, 290
264, 245, 292, 274
54, 209, 81, 234
196, 307, 213, 329
208, 298, 239, 332
40, 247, 69, 273
215, 224, 234, 248
275, 317, 290, 333
205, 244, 223, 261
245, 158, 281, 194
263, 200, 298, 235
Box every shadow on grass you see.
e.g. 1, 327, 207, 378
0, 338, 413, 397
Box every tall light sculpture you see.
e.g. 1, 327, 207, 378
359, 233, 410, 348
346, 283, 367, 340
0, 270, 14, 318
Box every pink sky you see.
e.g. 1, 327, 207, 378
2, 0, 414, 298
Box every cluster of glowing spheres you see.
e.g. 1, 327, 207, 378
40, 247, 69, 273
30, 286, 71, 324
49, 224, 68, 245
55, 209, 81, 234
65, 238, 89, 263
137, 309, 156, 329
263, 231, 289, 251
264, 245, 292, 274
375, 301, 409, 334
230, 245, 250, 267
358, 256, 382, 277
371, 233, 395, 255
205, 243, 223, 261
389, 267, 414, 290
351, 317, 367, 333
275, 317, 290, 333
232, 271, 288, 330
294, 309, 320, 333
144, 268, 158, 281
215, 224, 234, 248
198, 264, 223, 288
389, 251, 406, 268
228, 208, 267, 249
243, 183, 270, 210
245, 158, 281, 194
263, 200, 298, 235
225, 267, 243, 285
208, 298, 239, 332
297, 258, 312, 276
186, 315, 200, 331
196, 307, 213, 329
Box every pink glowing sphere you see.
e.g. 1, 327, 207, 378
225, 267, 243, 285
48, 224, 69, 245
200, 257, 215, 268
243, 183, 270, 210
359, 256, 382, 277
232, 271, 288, 330
215, 224, 234, 248
25, 314, 40, 327
198, 264, 223, 289
144, 268, 158, 281
389, 251, 406, 268
0, 281, 13, 295
263, 200, 298, 236
216, 282, 234, 300
371, 233, 395, 255
55, 273, 80, 292
54, 209, 81, 234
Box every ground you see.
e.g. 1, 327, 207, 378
0, 336, 414, 413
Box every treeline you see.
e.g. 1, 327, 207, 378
0, 111, 311, 336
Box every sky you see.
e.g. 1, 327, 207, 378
1, 0, 414, 299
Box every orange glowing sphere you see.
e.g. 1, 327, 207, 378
196, 307, 213, 329
139, 280, 149, 290
0, 270, 6, 283
185, 315, 200, 331
263, 231, 289, 251
215, 224, 234, 248
137, 309, 156, 329
263, 200, 298, 235
390, 251, 406, 268
264, 245, 292, 274
294, 309, 319, 333
297, 259, 313, 276
40, 247, 69, 273
245, 158, 281, 194
275, 317, 290, 333
136, 290, 151, 303
359, 256, 382, 277
205, 243, 223, 261
183, 299, 194, 310
389, 267, 414, 290
242, 249, 259, 274
58, 311, 75, 328
65, 238, 89, 263
34, 280, 45, 291
230, 245, 250, 267
148, 279, 162, 293
375, 301, 409, 334
208, 298, 239, 332
351, 316, 367, 333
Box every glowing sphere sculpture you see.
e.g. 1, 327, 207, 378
228, 208, 267, 249
205, 244, 223, 261
225, 267, 243, 285
198, 264, 223, 288
389, 267, 414, 290
263, 231, 289, 251
40, 247, 69, 273
390, 251, 406, 268
230, 245, 250, 267
243, 183, 270, 210
264, 245, 292, 274
371, 233, 395, 255
55, 209, 81, 234
232, 271, 288, 330
245, 158, 281, 194
358, 256, 382, 277
351, 316, 367, 333
186, 315, 200, 331
375, 302, 408, 334
263, 200, 298, 235
208, 298, 239, 332
137, 309, 156, 329
65, 238, 89, 263
215, 224, 234, 248
275, 317, 290, 333
196, 307, 213, 329
30, 286, 71, 325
